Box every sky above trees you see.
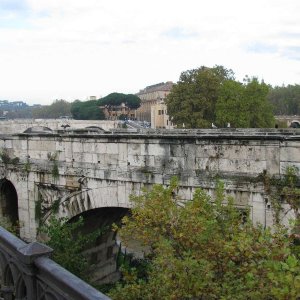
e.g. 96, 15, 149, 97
0, 0, 300, 104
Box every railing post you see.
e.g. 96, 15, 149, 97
17, 242, 53, 300
0, 227, 110, 299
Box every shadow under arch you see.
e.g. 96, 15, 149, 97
68, 207, 130, 285
290, 120, 300, 128
0, 179, 19, 228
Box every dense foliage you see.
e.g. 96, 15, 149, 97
166, 66, 275, 128
268, 84, 300, 116
5, 107, 33, 119
99, 93, 141, 109
166, 66, 234, 128
0, 216, 19, 235
39, 216, 101, 280
32, 99, 71, 119
110, 179, 300, 299
70, 100, 105, 120
216, 77, 274, 128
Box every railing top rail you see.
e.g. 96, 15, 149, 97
35, 256, 110, 300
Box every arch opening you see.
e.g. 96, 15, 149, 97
0, 179, 19, 231
290, 120, 300, 128
68, 207, 130, 285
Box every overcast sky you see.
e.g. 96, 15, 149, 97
0, 0, 300, 105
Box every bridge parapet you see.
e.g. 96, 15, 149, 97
0, 226, 110, 300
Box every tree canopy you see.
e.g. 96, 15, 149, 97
31, 99, 72, 119
70, 100, 105, 120
268, 84, 300, 115
166, 66, 234, 128
166, 66, 275, 128
109, 179, 300, 299
216, 77, 274, 128
99, 93, 141, 109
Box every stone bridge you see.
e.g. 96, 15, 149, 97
0, 119, 119, 134
0, 127, 300, 283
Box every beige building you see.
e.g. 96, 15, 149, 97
99, 103, 135, 120
151, 102, 174, 129
135, 82, 173, 123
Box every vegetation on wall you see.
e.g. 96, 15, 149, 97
109, 178, 300, 299
263, 166, 300, 228
0, 148, 20, 165
47, 152, 60, 180
23, 157, 31, 173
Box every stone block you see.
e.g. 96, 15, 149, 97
83, 142, 95, 153
147, 143, 169, 156
128, 143, 141, 155
106, 143, 119, 154
170, 144, 185, 157
280, 145, 300, 163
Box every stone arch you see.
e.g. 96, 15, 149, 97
35, 182, 133, 284
0, 178, 19, 228
85, 126, 105, 132
23, 126, 52, 133
54, 184, 131, 221
290, 120, 300, 128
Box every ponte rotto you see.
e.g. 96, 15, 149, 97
0, 122, 299, 282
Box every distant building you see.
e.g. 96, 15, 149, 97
89, 96, 97, 101
135, 82, 173, 123
99, 103, 136, 120
0, 100, 28, 111
151, 101, 174, 129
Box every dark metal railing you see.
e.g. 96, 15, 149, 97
0, 226, 110, 300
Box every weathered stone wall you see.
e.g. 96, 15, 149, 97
0, 128, 299, 242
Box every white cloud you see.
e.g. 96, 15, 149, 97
0, 0, 299, 104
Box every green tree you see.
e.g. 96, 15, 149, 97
32, 100, 71, 119
71, 100, 105, 120
0, 216, 19, 235
215, 79, 248, 127
268, 84, 300, 115
99, 93, 141, 109
244, 78, 274, 127
269, 166, 300, 234
39, 216, 101, 280
110, 179, 300, 299
216, 77, 275, 128
5, 107, 33, 119
166, 65, 234, 128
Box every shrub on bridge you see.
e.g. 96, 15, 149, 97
109, 179, 300, 300
39, 216, 103, 281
